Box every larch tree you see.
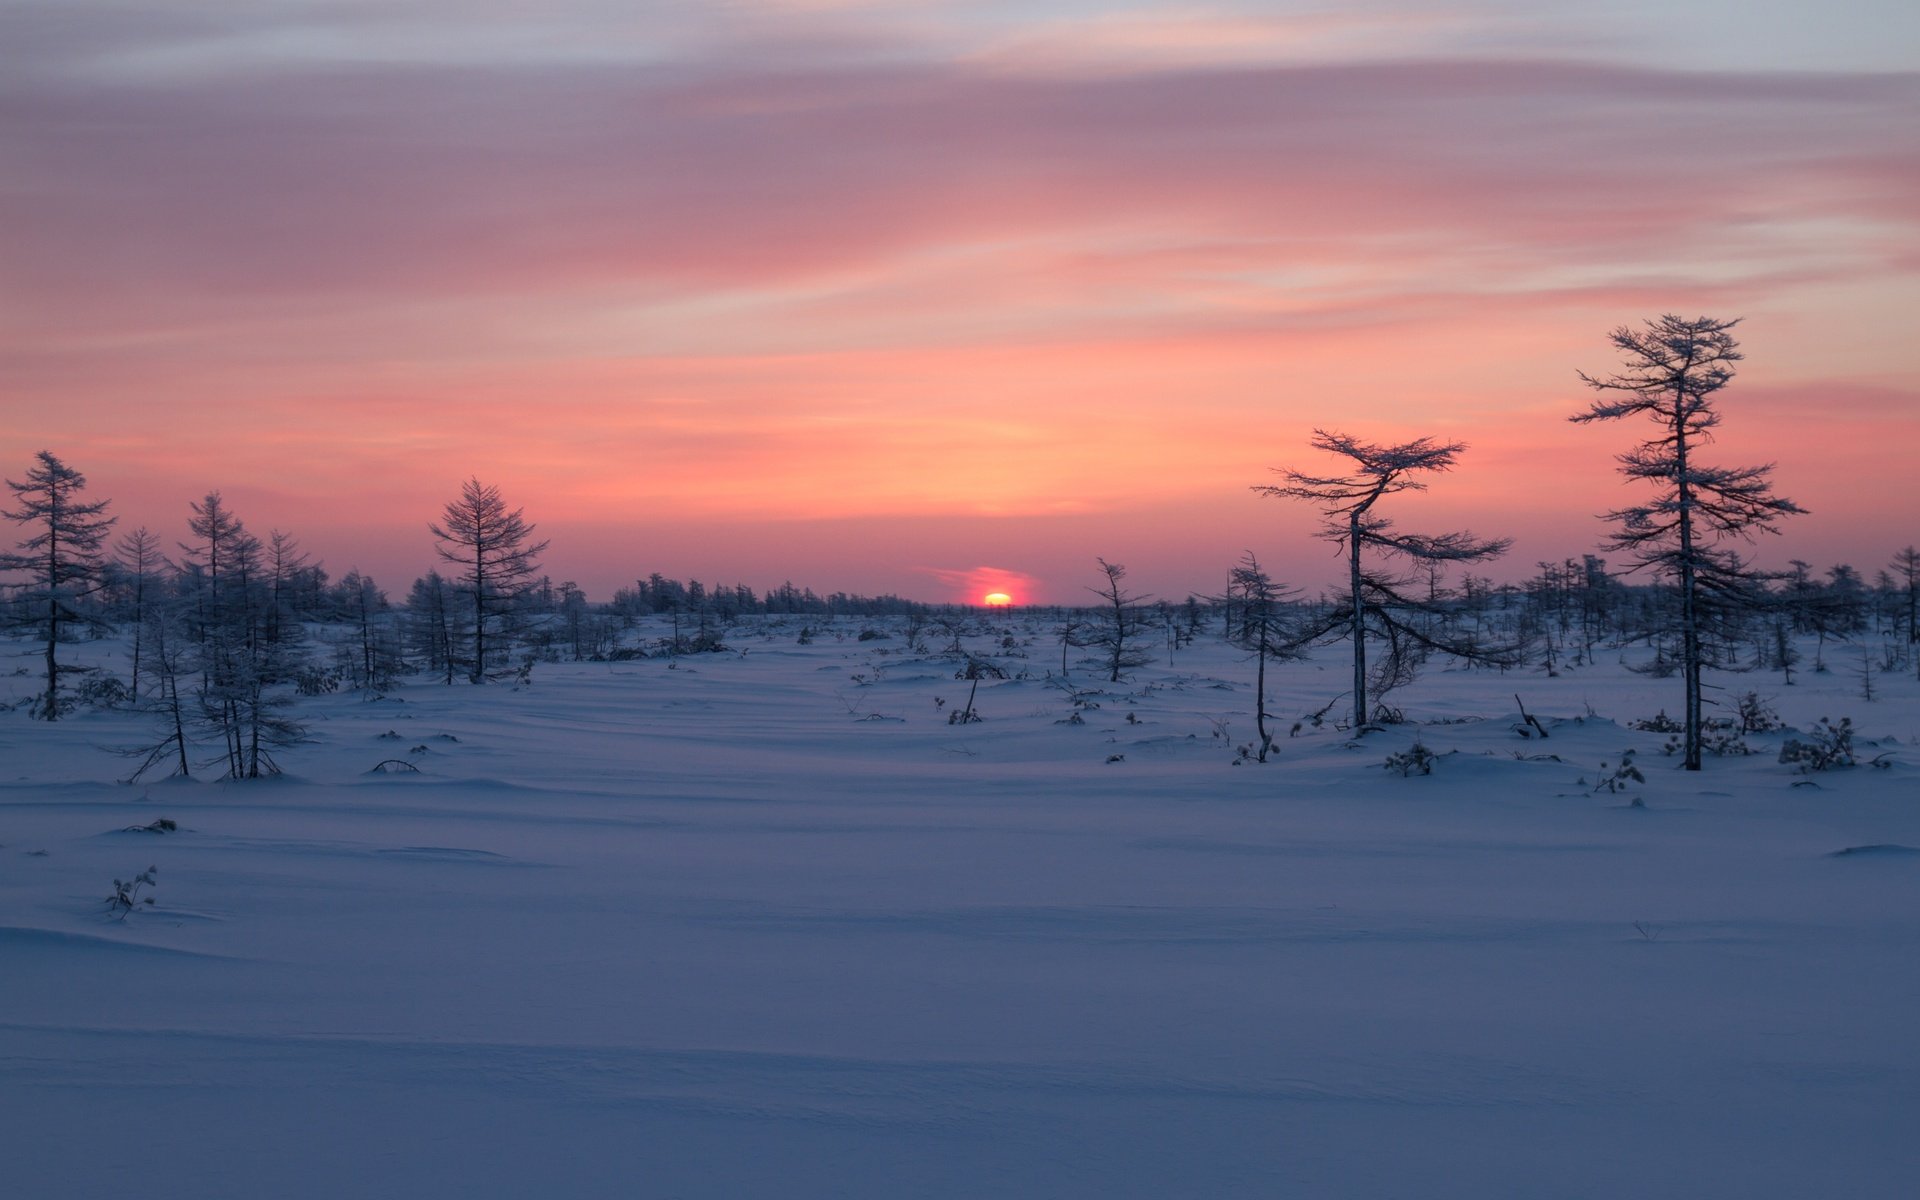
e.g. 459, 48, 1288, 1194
1221, 552, 1300, 762
1256, 431, 1512, 732
1085, 558, 1156, 683
112, 526, 162, 699
406, 570, 462, 685
1891, 546, 1919, 649
174, 492, 310, 779
1571, 314, 1804, 770
430, 478, 549, 683
124, 608, 194, 782
2, 451, 116, 719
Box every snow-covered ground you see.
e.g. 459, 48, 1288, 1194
4, 618, 1918, 1198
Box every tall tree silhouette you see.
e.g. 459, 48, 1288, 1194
1571, 315, 1804, 769
1257, 431, 1511, 730
2, 452, 115, 719
430, 479, 549, 682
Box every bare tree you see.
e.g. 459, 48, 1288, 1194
2, 451, 116, 719
1054, 614, 1089, 676
176, 492, 309, 778
1086, 558, 1155, 683
1891, 546, 1920, 649
112, 527, 162, 699
1221, 552, 1300, 761
124, 607, 194, 782
406, 569, 463, 684
1571, 314, 1804, 770
177, 491, 259, 775
337, 570, 396, 690
430, 478, 549, 682
1256, 431, 1511, 731
263, 530, 313, 651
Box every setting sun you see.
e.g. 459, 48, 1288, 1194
983, 592, 1014, 607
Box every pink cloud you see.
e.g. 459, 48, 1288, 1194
3, 16, 1914, 601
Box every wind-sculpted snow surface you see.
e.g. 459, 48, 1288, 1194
2, 618, 1918, 1198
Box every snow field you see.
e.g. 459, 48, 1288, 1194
3, 618, 1918, 1198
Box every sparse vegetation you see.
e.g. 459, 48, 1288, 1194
107, 866, 157, 919
1383, 738, 1437, 777
1779, 717, 1856, 772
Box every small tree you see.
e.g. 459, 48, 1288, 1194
1571, 315, 1804, 770
111, 527, 163, 699
406, 570, 464, 684
1256, 431, 1511, 730
175, 493, 309, 778
1085, 558, 1155, 683
337, 570, 397, 690
1054, 614, 1089, 676
124, 606, 195, 782
1891, 546, 1919, 648
1221, 552, 1299, 761
2, 451, 117, 719
430, 479, 549, 683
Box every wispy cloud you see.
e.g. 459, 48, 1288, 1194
2, 2, 1913, 596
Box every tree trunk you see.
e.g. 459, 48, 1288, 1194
1674, 393, 1703, 771
1254, 613, 1270, 761
1350, 510, 1367, 730
471, 544, 487, 683
43, 533, 60, 719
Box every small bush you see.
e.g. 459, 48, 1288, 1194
1383, 739, 1436, 777
1631, 710, 1684, 733
107, 866, 157, 919
1702, 725, 1754, 757
77, 673, 131, 710
294, 664, 341, 696
1779, 717, 1855, 772
1591, 750, 1645, 794
1735, 691, 1783, 734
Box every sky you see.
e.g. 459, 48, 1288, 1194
2, 1, 1916, 605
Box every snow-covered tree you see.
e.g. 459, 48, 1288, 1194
335, 570, 398, 690
1256, 431, 1511, 731
1889, 546, 1919, 648
406, 570, 464, 684
2, 451, 116, 719
430, 479, 549, 682
1571, 315, 1804, 770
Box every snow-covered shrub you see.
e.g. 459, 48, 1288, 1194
1632, 710, 1684, 733
1383, 739, 1436, 777
1660, 727, 1751, 758
76, 672, 130, 710
1591, 750, 1645, 794
1779, 718, 1855, 772
107, 866, 157, 919
1735, 691, 1783, 734
295, 663, 341, 696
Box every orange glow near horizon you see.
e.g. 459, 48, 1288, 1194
983, 592, 1014, 607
